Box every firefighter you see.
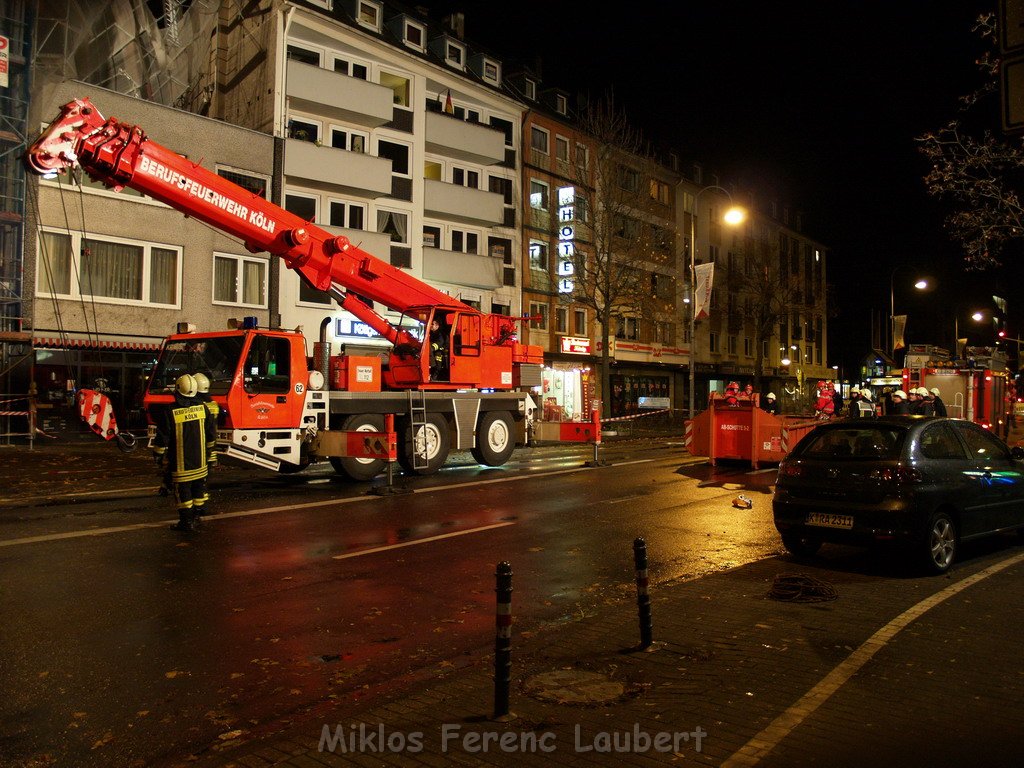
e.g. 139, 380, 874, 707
723, 381, 740, 406
928, 387, 947, 417
156, 373, 216, 532
856, 388, 876, 417
846, 388, 863, 418
915, 387, 935, 416
890, 389, 910, 415
192, 372, 219, 471
762, 392, 779, 415
429, 319, 449, 381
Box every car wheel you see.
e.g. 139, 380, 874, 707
781, 532, 822, 558
470, 411, 515, 466
398, 413, 450, 476
923, 511, 957, 574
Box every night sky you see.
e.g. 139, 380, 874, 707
430, 1, 1012, 375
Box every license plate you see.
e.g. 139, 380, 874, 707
805, 512, 853, 529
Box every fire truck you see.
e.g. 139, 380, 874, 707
25, 98, 544, 479
901, 344, 1013, 437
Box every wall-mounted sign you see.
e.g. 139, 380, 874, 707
560, 336, 592, 354
0, 36, 9, 89
557, 186, 575, 294
335, 318, 383, 339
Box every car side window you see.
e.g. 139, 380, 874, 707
919, 424, 967, 460
953, 423, 1012, 462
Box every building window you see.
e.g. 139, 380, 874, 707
216, 166, 269, 198
530, 126, 549, 155
330, 126, 368, 152
328, 199, 365, 230
213, 252, 267, 308
333, 55, 369, 79
380, 71, 411, 107
490, 116, 514, 147
483, 60, 500, 84
709, 333, 720, 353
38, 230, 179, 307
649, 179, 670, 205
743, 337, 753, 357
555, 135, 570, 163
575, 142, 589, 172
452, 167, 480, 189
356, 1, 381, 29
284, 191, 317, 222
573, 309, 586, 336
529, 240, 548, 271
287, 117, 321, 143
403, 20, 425, 50
728, 335, 738, 354
491, 236, 515, 286
446, 40, 465, 67
378, 139, 410, 177
423, 225, 441, 248
523, 78, 536, 100
529, 179, 549, 211
615, 316, 639, 341
286, 44, 320, 66
378, 208, 411, 268
555, 307, 568, 334
451, 229, 479, 254
555, 93, 568, 115
529, 301, 548, 330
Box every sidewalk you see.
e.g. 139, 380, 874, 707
196, 544, 1024, 768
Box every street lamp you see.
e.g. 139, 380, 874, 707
687, 185, 746, 417
889, 267, 928, 354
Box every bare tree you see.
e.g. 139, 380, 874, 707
918, 13, 1024, 268
560, 95, 676, 417
731, 233, 794, 385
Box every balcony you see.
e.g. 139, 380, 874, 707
321, 224, 392, 259
423, 179, 504, 226
284, 139, 392, 198
425, 111, 505, 165
422, 247, 503, 290
286, 60, 393, 128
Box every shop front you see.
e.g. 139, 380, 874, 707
32, 334, 163, 437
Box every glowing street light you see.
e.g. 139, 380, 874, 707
687, 186, 746, 417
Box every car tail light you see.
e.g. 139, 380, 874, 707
779, 463, 803, 477
868, 467, 923, 483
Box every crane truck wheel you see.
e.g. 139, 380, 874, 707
329, 414, 388, 481
470, 411, 515, 466
397, 413, 450, 476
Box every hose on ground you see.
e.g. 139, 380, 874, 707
768, 573, 838, 602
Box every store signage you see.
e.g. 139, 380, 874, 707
557, 186, 575, 294
560, 336, 591, 354
0, 36, 8, 89
335, 318, 382, 339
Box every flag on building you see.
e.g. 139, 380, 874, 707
693, 262, 715, 321
444, 89, 454, 114
893, 314, 907, 352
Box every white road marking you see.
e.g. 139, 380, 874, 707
0, 459, 659, 548
332, 521, 516, 560
721, 549, 1024, 767
748, 468, 778, 475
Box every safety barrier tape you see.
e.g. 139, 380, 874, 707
0, 411, 30, 417
0, 397, 29, 407
599, 408, 673, 424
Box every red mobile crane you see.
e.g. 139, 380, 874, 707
26, 98, 544, 478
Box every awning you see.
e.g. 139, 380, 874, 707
33, 333, 163, 352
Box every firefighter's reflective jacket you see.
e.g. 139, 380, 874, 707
153, 393, 216, 482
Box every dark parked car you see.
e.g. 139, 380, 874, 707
772, 416, 1024, 573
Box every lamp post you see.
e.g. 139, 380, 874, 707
889, 267, 928, 356
686, 185, 745, 418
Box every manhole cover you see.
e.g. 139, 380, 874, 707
522, 670, 626, 704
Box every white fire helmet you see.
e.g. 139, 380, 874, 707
766, 392, 776, 400
929, 387, 941, 397
193, 372, 210, 394
175, 373, 198, 398
860, 389, 872, 401
893, 390, 908, 400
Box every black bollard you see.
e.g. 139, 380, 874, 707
494, 561, 513, 719
633, 538, 653, 649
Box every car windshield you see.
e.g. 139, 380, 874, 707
148, 336, 246, 396
796, 425, 907, 460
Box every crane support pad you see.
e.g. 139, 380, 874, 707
313, 430, 398, 460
